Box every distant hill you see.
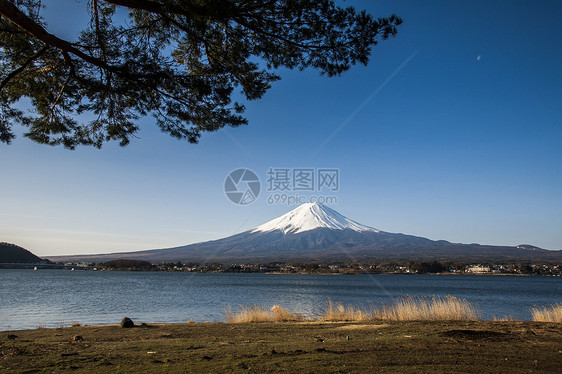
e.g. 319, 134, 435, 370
0, 242, 43, 263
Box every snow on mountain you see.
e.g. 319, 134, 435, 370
251, 202, 379, 234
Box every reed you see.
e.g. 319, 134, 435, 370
321, 300, 373, 321
225, 305, 303, 323
228, 297, 480, 323
320, 296, 479, 322
375, 296, 480, 321
530, 303, 562, 323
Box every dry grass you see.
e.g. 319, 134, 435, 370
225, 305, 304, 323
530, 303, 562, 322
375, 296, 480, 321
227, 297, 480, 323
321, 300, 373, 321
320, 296, 479, 322
270, 305, 303, 321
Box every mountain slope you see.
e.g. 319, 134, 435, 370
47, 203, 562, 263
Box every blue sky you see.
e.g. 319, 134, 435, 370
1, 0, 561, 256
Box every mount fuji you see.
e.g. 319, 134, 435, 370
48, 203, 560, 262
251, 203, 379, 234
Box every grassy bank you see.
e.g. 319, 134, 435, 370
1, 320, 561, 373
225, 296, 479, 324
225, 298, 561, 323
321, 296, 480, 322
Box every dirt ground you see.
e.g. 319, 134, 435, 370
1, 320, 561, 373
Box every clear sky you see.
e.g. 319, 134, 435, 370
1, 0, 561, 256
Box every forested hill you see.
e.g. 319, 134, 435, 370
0, 242, 43, 263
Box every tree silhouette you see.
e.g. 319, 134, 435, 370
0, 0, 401, 148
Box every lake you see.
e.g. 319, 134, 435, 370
1, 270, 560, 331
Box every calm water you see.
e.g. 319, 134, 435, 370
1, 270, 560, 331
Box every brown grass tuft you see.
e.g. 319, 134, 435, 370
320, 296, 479, 322
225, 305, 303, 323
375, 296, 480, 321
321, 300, 373, 321
270, 305, 303, 321
530, 303, 562, 323
226, 297, 480, 323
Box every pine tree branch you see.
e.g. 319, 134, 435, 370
0, 0, 165, 81
50, 51, 75, 111
0, 44, 47, 90
102, 0, 225, 19
0, 0, 402, 148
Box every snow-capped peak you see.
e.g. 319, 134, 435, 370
251, 202, 379, 235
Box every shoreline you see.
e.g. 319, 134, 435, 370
2, 266, 560, 276
2, 318, 559, 334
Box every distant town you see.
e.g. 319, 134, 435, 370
47, 259, 562, 276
